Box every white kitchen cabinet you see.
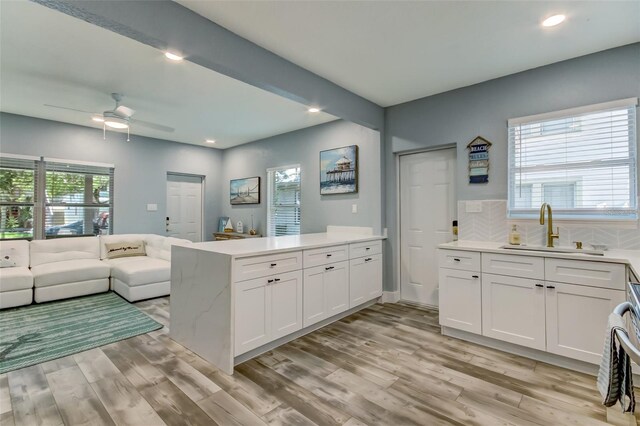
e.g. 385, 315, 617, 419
235, 270, 303, 355
482, 253, 544, 280
303, 261, 349, 327
349, 254, 382, 308
481, 273, 546, 350
545, 281, 625, 364
438, 268, 482, 334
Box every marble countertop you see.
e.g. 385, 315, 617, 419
439, 240, 640, 279
186, 232, 385, 258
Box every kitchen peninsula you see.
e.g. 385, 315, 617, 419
170, 229, 385, 374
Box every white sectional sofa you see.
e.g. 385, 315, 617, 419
30, 236, 111, 303
0, 240, 33, 309
100, 234, 190, 302
0, 234, 190, 308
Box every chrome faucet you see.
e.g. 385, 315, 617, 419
539, 203, 559, 248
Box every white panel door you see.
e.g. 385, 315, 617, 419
303, 266, 327, 327
438, 268, 481, 334
324, 261, 350, 317
481, 273, 546, 350
234, 277, 270, 355
166, 174, 203, 242
270, 270, 303, 340
545, 281, 625, 364
400, 149, 456, 306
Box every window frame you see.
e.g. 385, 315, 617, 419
266, 164, 301, 237
507, 98, 638, 222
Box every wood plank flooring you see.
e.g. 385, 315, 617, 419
1, 296, 638, 426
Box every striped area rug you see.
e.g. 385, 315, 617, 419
0, 292, 162, 374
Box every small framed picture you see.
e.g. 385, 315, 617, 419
320, 145, 358, 195
230, 177, 260, 205
218, 217, 229, 232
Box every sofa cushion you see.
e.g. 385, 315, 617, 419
107, 257, 170, 287
31, 259, 110, 288
0, 240, 30, 267
105, 240, 146, 259
0, 266, 33, 292
30, 237, 100, 267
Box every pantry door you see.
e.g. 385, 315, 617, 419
166, 174, 203, 242
400, 148, 456, 306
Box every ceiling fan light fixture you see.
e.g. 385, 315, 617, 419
308, 107, 321, 113
165, 51, 184, 61
205, 139, 216, 144
92, 116, 104, 122
104, 117, 129, 129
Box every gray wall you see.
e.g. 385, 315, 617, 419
0, 113, 223, 238
220, 120, 382, 235
384, 43, 640, 292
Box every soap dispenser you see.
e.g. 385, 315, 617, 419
509, 224, 521, 245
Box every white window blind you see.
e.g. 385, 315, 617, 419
508, 98, 638, 220
0, 155, 38, 239
44, 159, 114, 238
267, 165, 301, 237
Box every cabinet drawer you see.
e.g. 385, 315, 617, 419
303, 244, 349, 268
349, 240, 382, 259
545, 258, 626, 290
438, 249, 480, 272
482, 253, 544, 280
233, 251, 302, 282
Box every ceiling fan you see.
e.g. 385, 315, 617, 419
45, 93, 175, 141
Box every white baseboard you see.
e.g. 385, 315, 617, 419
381, 291, 400, 303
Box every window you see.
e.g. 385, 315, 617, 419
0, 154, 114, 240
0, 155, 37, 240
508, 98, 637, 220
267, 165, 301, 237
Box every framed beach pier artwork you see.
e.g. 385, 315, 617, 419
320, 145, 358, 195
230, 176, 260, 205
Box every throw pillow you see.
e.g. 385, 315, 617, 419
0, 255, 16, 268
106, 241, 146, 259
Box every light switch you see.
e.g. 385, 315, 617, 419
352, 204, 358, 214
147, 203, 158, 212
465, 201, 483, 213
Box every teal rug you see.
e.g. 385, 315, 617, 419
0, 292, 162, 374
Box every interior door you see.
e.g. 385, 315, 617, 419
400, 148, 456, 306
166, 174, 203, 242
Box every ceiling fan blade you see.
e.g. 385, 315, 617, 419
44, 104, 96, 114
130, 118, 175, 133
114, 105, 135, 118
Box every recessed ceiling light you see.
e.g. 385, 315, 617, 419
165, 52, 184, 61
542, 14, 566, 27
205, 139, 216, 144
92, 116, 104, 123
308, 107, 321, 113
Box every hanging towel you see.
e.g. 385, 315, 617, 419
597, 312, 636, 412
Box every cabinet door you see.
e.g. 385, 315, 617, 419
545, 281, 625, 364
481, 273, 546, 350
303, 266, 327, 327
349, 257, 368, 308
364, 254, 383, 300
325, 261, 350, 317
438, 268, 481, 334
270, 270, 303, 341
235, 277, 270, 355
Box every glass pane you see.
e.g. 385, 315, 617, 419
46, 171, 110, 205
0, 167, 34, 203
0, 205, 33, 239
45, 205, 110, 237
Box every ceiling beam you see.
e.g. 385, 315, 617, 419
31, 0, 384, 130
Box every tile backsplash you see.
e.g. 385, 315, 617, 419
457, 200, 640, 250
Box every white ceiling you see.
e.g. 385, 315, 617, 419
179, 1, 640, 107
0, 1, 336, 149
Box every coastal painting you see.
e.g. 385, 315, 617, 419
320, 145, 358, 195
230, 177, 260, 205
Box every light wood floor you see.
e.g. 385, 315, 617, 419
1, 297, 638, 426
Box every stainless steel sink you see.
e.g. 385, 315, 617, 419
499, 244, 605, 256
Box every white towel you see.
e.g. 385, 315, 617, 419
597, 312, 635, 412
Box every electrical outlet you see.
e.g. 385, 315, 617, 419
147, 204, 158, 212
